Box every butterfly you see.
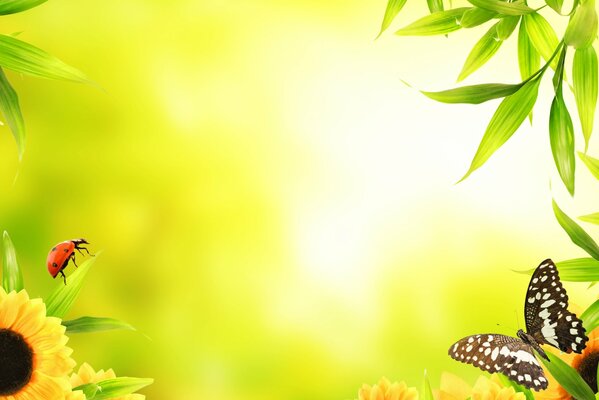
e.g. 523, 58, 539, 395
448, 259, 588, 391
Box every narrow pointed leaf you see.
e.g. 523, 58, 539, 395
549, 96, 575, 195
63, 316, 136, 334
45, 255, 98, 318
546, 0, 564, 13
573, 46, 598, 150
541, 352, 594, 400
459, 76, 541, 181
578, 152, 599, 180
0, 0, 47, 15
0, 68, 24, 160
467, 0, 534, 15
74, 383, 100, 399
564, 0, 598, 48
458, 23, 503, 81
496, 16, 520, 40
427, 0, 444, 13
423, 371, 434, 400
377, 0, 408, 38
77, 377, 153, 400
552, 45, 567, 91
555, 258, 599, 281
460, 7, 496, 28
553, 200, 599, 260
396, 8, 469, 36
524, 13, 560, 70
582, 299, 599, 331
2, 231, 23, 293
0, 34, 89, 83
580, 213, 599, 225
422, 83, 521, 104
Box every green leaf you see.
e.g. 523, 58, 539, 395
377, 0, 408, 38
556, 258, 599, 281
580, 212, 599, 225
63, 316, 136, 334
546, 0, 565, 13
422, 83, 522, 104
578, 151, 599, 180
0, 34, 89, 83
458, 23, 504, 81
427, 0, 444, 13
76, 377, 153, 400
582, 299, 599, 331
0, 68, 25, 160
553, 200, 599, 260
573, 46, 598, 150
541, 352, 595, 400
73, 383, 100, 399
2, 231, 23, 293
552, 45, 567, 92
45, 255, 98, 318
496, 16, 520, 40
496, 374, 535, 400
459, 7, 496, 28
564, 0, 598, 49
549, 96, 575, 195
0, 0, 47, 15
396, 8, 469, 36
467, 0, 534, 15
423, 370, 434, 400
459, 75, 541, 182
524, 13, 560, 70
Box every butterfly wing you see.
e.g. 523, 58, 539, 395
449, 334, 547, 391
524, 259, 588, 353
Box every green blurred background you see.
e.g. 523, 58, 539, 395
0, 1, 597, 399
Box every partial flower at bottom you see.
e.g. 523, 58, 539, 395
0, 288, 74, 400
435, 372, 525, 400
67, 363, 145, 400
358, 377, 418, 400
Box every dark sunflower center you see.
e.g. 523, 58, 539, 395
0, 328, 33, 395
577, 350, 599, 393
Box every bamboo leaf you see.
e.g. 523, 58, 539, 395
0, 68, 25, 160
541, 352, 595, 400
76, 377, 153, 400
546, 0, 564, 13
422, 83, 522, 104
524, 13, 560, 70
396, 8, 469, 36
0, 0, 47, 15
582, 299, 599, 331
459, 76, 541, 182
556, 258, 599, 281
63, 316, 136, 334
549, 96, 575, 195
377, 0, 408, 38
458, 23, 504, 81
578, 151, 599, 180
573, 46, 598, 150
460, 7, 496, 28
496, 16, 520, 40
2, 231, 23, 293
580, 213, 599, 225
45, 255, 98, 318
427, 0, 444, 14
564, 0, 598, 49
0, 34, 89, 83
553, 200, 599, 260
467, 0, 534, 15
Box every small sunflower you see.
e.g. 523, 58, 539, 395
0, 288, 74, 399
358, 377, 418, 400
435, 372, 525, 400
68, 363, 145, 400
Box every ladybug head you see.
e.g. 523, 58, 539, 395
71, 238, 88, 245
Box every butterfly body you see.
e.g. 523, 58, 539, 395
448, 259, 588, 391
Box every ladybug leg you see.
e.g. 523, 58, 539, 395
70, 252, 78, 268
75, 245, 94, 257
60, 270, 67, 285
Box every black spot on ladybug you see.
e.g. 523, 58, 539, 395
64, 248, 69, 252
51, 247, 56, 252
52, 262, 57, 268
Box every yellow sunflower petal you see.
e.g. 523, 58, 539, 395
439, 372, 471, 400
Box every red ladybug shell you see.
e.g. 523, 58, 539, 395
47, 241, 75, 278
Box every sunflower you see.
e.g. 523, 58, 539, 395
68, 363, 145, 400
358, 377, 418, 400
537, 326, 599, 400
0, 288, 74, 399
435, 372, 525, 400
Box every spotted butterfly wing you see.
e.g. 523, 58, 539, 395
524, 259, 588, 353
448, 334, 547, 390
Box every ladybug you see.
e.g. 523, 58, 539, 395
47, 239, 93, 285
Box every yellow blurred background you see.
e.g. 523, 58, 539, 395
0, 0, 596, 398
